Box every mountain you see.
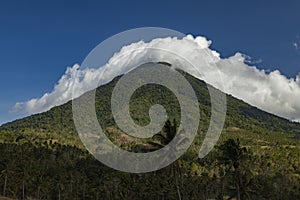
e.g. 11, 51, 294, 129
0, 62, 300, 199
1, 63, 299, 144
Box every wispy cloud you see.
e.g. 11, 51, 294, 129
243, 54, 263, 65
293, 35, 300, 53
293, 42, 298, 50
12, 35, 300, 122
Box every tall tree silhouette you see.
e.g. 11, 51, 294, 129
217, 138, 250, 200
152, 119, 182, 200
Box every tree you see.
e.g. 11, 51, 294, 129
217, 138, 251, 200
152, 119, 182, 200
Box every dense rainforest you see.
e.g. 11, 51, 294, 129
0, 63, 300, 199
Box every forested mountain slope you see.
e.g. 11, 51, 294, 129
0, 63, 300, 199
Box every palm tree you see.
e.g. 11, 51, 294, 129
217, 138, 251, 200
151, 119, 182, 200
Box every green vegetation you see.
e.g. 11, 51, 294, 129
0, 63, 300, 199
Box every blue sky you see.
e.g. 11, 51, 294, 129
0, 0, 300, 124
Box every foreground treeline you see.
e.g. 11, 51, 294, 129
0, 138, 300, 200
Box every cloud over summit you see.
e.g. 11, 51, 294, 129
13, 35, 300, 121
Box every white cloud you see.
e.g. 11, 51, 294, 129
12, 35, 300, 122
293, 35, 300, 54
293, 42, 299, 50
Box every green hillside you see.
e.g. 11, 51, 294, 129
0, 62, 300, 199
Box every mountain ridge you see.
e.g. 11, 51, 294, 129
1, 63, 300, 143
